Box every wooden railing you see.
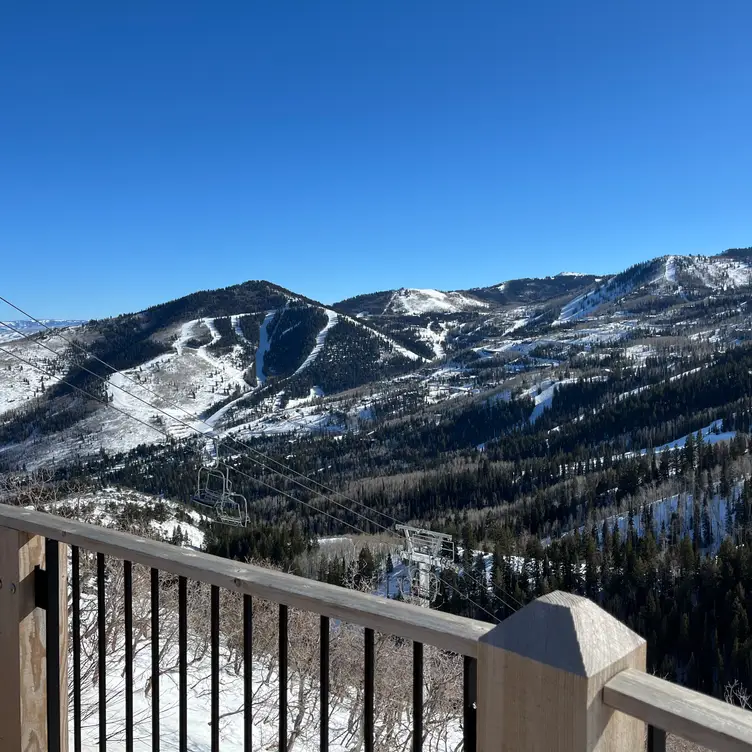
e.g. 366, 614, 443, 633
1, 504, 752, 752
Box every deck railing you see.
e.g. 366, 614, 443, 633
1, 504, 752, 752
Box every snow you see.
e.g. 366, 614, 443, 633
42, 488, 206, 548
106, 323, 248, 442
503, 317, 529, 336
0, 333, 71, 415
526, 378, 576, 423
680, 255, 752, 290
70, 595, 462, 752
0, 319, 84, 343
228, 408, 343, 438
286, 387, 325, 409
664, 256, 677, 284
292, 309, 339, 376
555, 279, 631, 324
343, 314, 424, 361
651, 420, 736, 453
416, 322, 449, 360
203, 317, 221, 345
561, 485, 743, 557
384, 288, 488, 316
625, 344, 654, 365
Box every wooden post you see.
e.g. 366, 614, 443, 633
477, 591, 646, 752
0, 527, 68, 752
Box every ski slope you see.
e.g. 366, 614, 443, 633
384, 288, 488, 315
292, 309, 339, 376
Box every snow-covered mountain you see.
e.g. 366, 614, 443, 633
0, 318, 85, 343
2, 244, 752, 467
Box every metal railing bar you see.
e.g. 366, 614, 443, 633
151, 568, 160, 752
413, 642, 423, 752
45, 537, 61, 752
279, 604, 288, 752
72, 545, 82, 752
365, 628, 375, 752
124, 561, 134, 752
179, 576, 188, 752
463, 656, 477, 752
244, 594, 253, 752
211, 585, 220, 752
97, 552, 107, 752
648, 725, 667, 752
320, 615, 329, 752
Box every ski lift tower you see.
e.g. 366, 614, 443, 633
396, 524, 454, 606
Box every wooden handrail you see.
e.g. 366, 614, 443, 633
0, 504, 493, 657
6, 502, 752, 752
604, 668, 752, 752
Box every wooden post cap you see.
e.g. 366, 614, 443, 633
477, 591, 647, 752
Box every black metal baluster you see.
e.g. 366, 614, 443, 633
124, 561, 133, 752
97, 552, 106, 752
151, 568, 160, 751
648, 725, 667, 752
45, 538, 61, 752
244, 594, 253, 752
179, 577, 187, 752
211, 585, 220, 752
320, 616, 329, 752
279, 604, 288, 752
364, 628, 375, 752
72, 546, 82, 752
413, 642, 423, 752
463, 656, 477, 752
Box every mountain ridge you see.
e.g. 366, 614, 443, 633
1, 243, 752, 469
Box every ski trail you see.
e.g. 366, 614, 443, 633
255, 311, 276, 385
203, 317, 221, 346
664, 256, 677, 283
343, 314, 424, 361
292, 310, 338, 376
174, 320, 198, 355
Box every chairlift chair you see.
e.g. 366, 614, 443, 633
192, 439, 249, 527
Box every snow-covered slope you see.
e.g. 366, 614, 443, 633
675, 255, 752, 290
40, 487, 207, 547
384, 288, 488, 315
0, 331, 72, 413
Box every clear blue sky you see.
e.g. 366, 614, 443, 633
2, 1, 751, 319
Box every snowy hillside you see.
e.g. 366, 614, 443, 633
383, 288, 489, 315
674, 254, 752, 290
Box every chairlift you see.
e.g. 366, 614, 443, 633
191, 438, 249, 527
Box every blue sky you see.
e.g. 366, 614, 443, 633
2, 1, 751, 319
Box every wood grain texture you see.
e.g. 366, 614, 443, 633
0, 527, 47, 752
477, 591, 646, 751
0, 527, 24, 751
0, 527, 70, 752
0, 505, 493, 657
604, 668, 752, 752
